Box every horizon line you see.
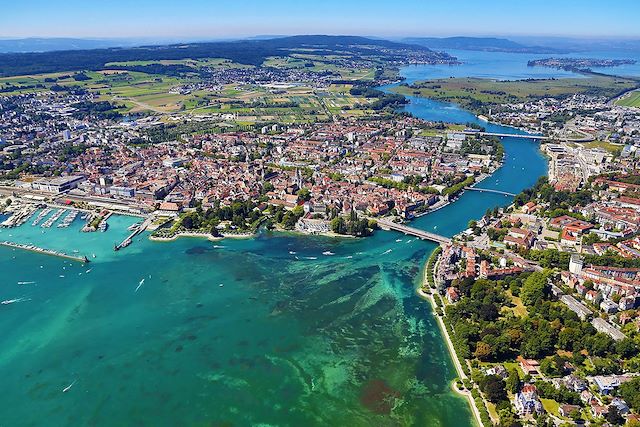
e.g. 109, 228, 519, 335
1, 33, 640, 42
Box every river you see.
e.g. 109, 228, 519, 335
6, 48, 629, 426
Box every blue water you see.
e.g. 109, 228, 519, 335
400, 94, 546, 236
1, 213, 471, 426
401, 49, 640, 83
8, 48, 637, 426
380, 55, 551, 238
402, 49, 581, 82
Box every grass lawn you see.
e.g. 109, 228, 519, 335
540, 398, 560, 416
485, 401, 500, 422
502, 361, 525, 379
616, 90, 640, 107
579, 140, 623, 155
505, 290, 528, 317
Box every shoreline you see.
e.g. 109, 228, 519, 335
147, 227, 359, 243
149, 232, 224, 242
417, 257, 483, 427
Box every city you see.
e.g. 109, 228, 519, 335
1, 1, 640, 426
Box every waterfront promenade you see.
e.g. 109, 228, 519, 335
418, 264, 483, 427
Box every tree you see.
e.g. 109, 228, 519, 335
209, 221, 220, 237
520, 327, 554, 359
557, 327, 581, 352
520, 272, 549, 307
540, 358, 561, 377
330, 217, 346, 234
181, 213, 197, 230
474, 342, 492, 361
498, 410, 522, 427
568, 408, 582, 421
297, 188, 311, 202
479, 375, 507, 403
615, 338, 637, 358
619, 377, 640, 412
587, 333, 614, 357
605, 406, 625, 425
506, 368, 521, 394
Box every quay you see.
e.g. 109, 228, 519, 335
114, 217, 152, 251
376, 218, 451, 244
463, 187, 516, 197
0, 240, 89, 263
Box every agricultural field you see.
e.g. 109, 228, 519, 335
391, 76, 639, 112
0, 56, 382, 122
263, 54, 379, 81
616, 89, 640, 107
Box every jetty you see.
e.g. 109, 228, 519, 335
464, 187, 516, 197
114, 217, 152, 251
376, 218, 451, 244
0, 241, 89, 263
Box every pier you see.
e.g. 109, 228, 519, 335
0, 241, 89, 263
464, 187, 516, 197
376, 218, 451, 244
114, 217, 152, 251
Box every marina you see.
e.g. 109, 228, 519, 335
41, 208, 66, 228
0, 206, 38, 228
31, 208, 52, 227
57, 210, 78, 228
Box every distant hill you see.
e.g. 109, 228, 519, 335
510, 36, 640, 53
402, 37, 568, 54
0, 38, 141, 53
0, 35, 454, 77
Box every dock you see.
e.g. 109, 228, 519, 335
114, 217, 152, 251
0, 240, 89, 263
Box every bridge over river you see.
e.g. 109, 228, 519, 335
461, 131, 594, 142
376, 218, 451, 245
464, 187, 516, 197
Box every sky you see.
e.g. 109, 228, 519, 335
2, 0, 639, 40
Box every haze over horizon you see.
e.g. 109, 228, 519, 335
2, 0, 639, 40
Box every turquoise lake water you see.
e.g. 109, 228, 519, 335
0, 50, 580, 426
0, 214, 472, 426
